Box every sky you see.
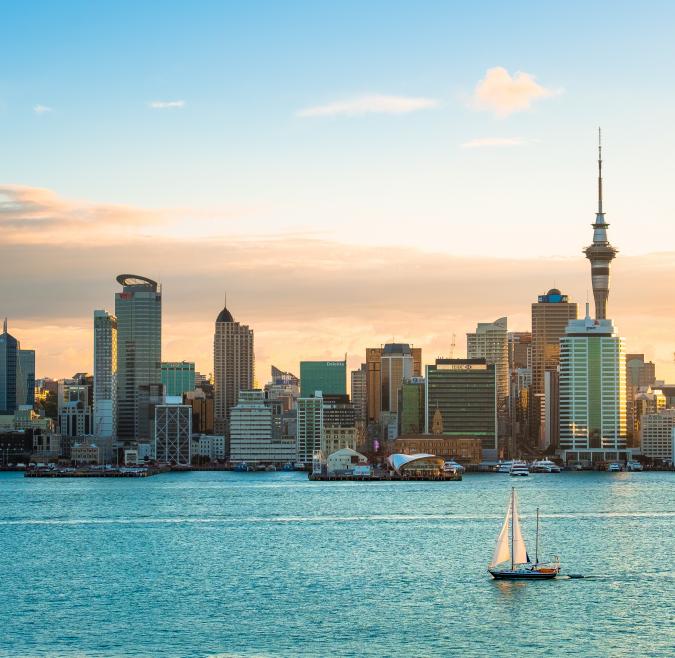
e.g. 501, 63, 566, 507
2, 1, 675, 382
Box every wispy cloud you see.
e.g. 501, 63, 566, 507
470, 67, 560, 117
148, 100, 185, 109
33, 104, 52, 114
461, 137, 524, 149
297, 94, 439, 118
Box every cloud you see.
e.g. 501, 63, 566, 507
470, 67, 559, 117
33, 105, 52, 114
0, 185, 162, 245
148, 100, 185, 109
297, 94, 439, 117
461, 137, 524, 149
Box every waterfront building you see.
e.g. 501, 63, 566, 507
350, 364, 367, 423
154, 397, 192, 466
326, 447, 368, 474
71, 441, 105, 465
115, 275, 162, 441
161, 361, 195, 397
467, 318, 509, 445
192, 434, 226, 461
398, 378, 425, 435
639, 410, 675, 463
93, 310, 117, 439
0, 319, 19, 414
296, 394, 324, 465
183, 388, 214, 434
425, 358, 497, 455
0, 430, 34, 466
299, 360, 346, 398
229, 390, 296, 464
213, 300, 254, 443
393, 435, 483, 465
558, 307, 627, 463
321, 426, 358, 456
58, 380, 93, 437
530, 289, 577, 449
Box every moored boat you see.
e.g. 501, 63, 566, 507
488, 488, 561, 580
509, 461, 529, 476
495, 461, 513, 473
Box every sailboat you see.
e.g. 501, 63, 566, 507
488, 488, 561, 579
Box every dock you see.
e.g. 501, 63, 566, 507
24, 466, 166, 478
308, 471, 462, 482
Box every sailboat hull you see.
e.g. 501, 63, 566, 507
488, 568, 558, 580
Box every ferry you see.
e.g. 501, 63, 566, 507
531, 459, 561, 473
626, 461, 643, 472
496, 461, 513, 473
443, 460, 465, 474
509, 461, 530, 477
607, 463, 622, 472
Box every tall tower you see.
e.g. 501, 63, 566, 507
93, 309, 118, 439
0, 319, 19, 414
115, 275, 162, 441
213, 299, 254, 448
584, 129, 617, 320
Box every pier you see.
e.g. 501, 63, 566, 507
308, 471, 462, 482
24, 466, 166, 478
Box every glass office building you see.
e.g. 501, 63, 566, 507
161, 361, 196, 397
300, 360, 346, 398
115, 275, 162, 440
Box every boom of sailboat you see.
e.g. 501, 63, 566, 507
488, 488, 561, 580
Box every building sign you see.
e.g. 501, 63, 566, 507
437, 363, 488, 371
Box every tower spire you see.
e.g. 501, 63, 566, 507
584, 128, 617, 321
2, 318, 6, 334
597, 126, 603, 214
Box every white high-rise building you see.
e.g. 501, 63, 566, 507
640, 410, 675, 463
93, 310, 117, 439
558, 306, 628, 465
296, 394, 324, 465
229, 390, 295, 464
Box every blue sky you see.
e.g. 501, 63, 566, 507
2, 1, 675, 377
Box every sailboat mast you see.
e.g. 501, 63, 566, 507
535, 507, 539, 565
511, 487, 515, 571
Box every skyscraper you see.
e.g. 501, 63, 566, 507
17, 349, 35, 407
558, 308, 627, 463
530, 289, 577, 449
365, 344, 422, 424
213, 300, 254, 444
584, 129, 617, 320
350, 364, 367, 424
425, 358, 497, 454
0, 319, 19, 414
115, 275, 162, 441
93, 310, 117, 439
467, 318, 508, 441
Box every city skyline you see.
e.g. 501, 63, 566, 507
3, 2, 675, 381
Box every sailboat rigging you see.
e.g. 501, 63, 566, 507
488, 488, 560, 580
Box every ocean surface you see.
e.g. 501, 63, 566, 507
0, 470, 673, 657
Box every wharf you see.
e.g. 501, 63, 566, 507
24, 467, 165, 478
309, 472, 462, 482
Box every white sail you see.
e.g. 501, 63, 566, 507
511, 492, 529, 565
490, 501, 511, 567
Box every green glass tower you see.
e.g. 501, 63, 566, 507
300, 360, 346, 398
161, 361, 196, 397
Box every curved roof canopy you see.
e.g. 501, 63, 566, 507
116, 274, 158, 290
387, 453, 443, 474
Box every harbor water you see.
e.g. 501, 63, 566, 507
0, 470, 673, 657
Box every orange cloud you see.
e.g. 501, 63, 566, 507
471, 66, 560, 117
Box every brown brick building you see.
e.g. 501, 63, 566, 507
393, 435, 482, 465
